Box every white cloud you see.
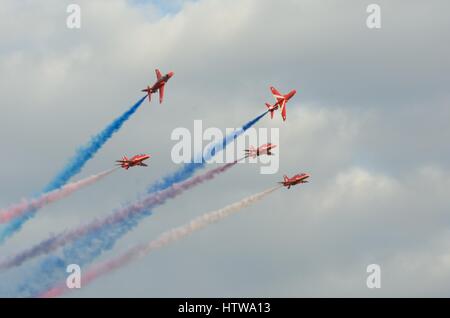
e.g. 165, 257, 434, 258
0, 0, 449, 297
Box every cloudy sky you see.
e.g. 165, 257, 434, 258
0, 0, 449, 297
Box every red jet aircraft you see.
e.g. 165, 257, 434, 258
116, 154, 150, 170
279, 173, 310, 189
141, 69, 174, 104
244, 143, 277, 158
265, 86, 296, 121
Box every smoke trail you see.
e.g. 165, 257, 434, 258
0, 168, 117, 224
13, 112, 267, 296
39, 185, 281, 298
1, 162, 237, 271
0, 96, 146, 244
147, 111, 268, 193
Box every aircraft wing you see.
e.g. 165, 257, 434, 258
270, 86, 281, 96
159, 84, 165, 104
270, 86, 285, 104
280, 100, 287, 121
155, 69, 162, 80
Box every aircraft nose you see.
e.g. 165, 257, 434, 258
168, 71, 174, 78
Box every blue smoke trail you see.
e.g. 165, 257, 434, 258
12, 111, 268, 297
147, 111, 268, 193
0, 96, 146, 244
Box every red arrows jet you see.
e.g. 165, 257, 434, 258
116, 154, 150, 170
279, 173, 310, 189
265, 86, 296, 121
141, 69, 174, 104
244, 143, 277, 158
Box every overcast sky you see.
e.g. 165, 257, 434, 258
0, 0, 450, 297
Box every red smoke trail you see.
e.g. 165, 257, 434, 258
39, 185, 281, 298
0, 168, 118, 224
0, 161, 239, 270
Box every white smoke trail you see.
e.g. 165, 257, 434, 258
39, 185, 281, 298
0, 168, 118, 224
137, 185, 281, 253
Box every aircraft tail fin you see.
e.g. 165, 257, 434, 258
155, 69, 162, 80
142, 87, 152, 102
266, 103, 274, 119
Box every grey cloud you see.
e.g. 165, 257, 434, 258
0, 0, 449, 297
